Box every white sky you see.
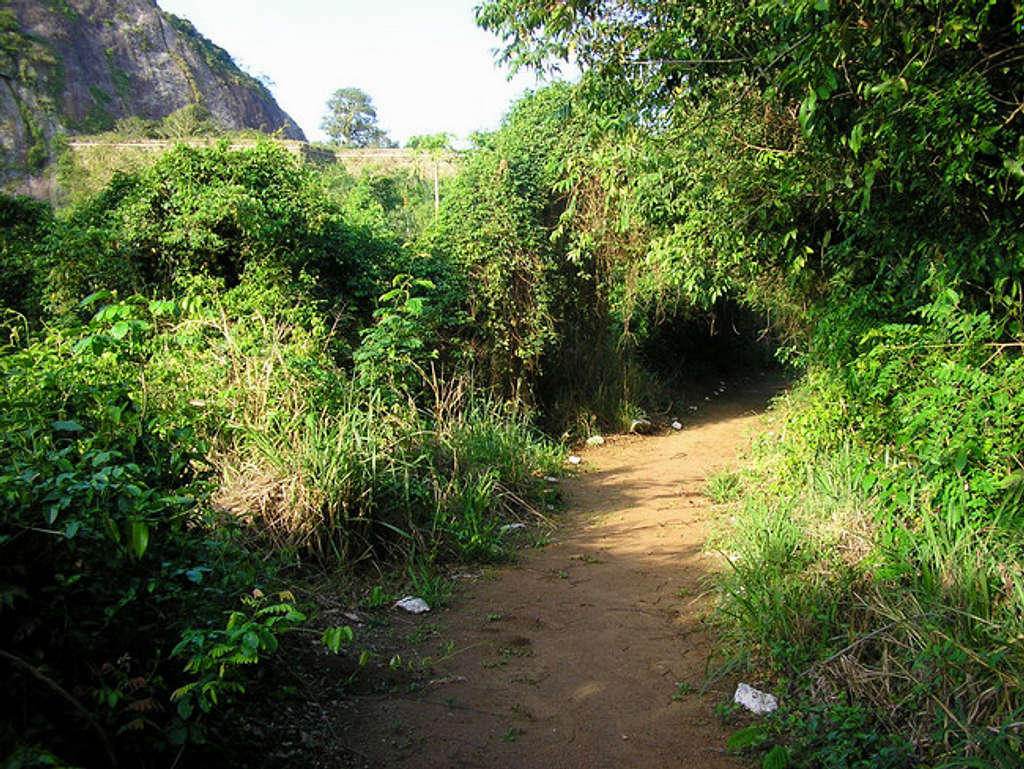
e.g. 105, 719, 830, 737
157, 0, 570, 146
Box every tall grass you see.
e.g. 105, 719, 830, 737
217, 386, 562, 564
711, 373, 1024, 766
89, 278, 564, 566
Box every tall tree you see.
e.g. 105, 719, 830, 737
320, 87, 394, 148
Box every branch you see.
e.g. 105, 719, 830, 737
0, 648, 118, 768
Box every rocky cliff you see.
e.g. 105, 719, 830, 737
0, 0, 305, 185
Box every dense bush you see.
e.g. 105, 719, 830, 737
0, 193, 50, 321
44, 141, 396, 324
0, 138, 570, 766
0, 302, 277, 764
478, 0, 1024, 765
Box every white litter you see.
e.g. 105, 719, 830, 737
568, 455, 582, 465
586, 435, 606, 446
544, 476, 560, 483
394, 596, 430, 614
499, 523, 526, 534
671, 420, 683, 430
629, 418, 652, 434
734, 683, 778, 715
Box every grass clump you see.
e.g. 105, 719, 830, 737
711, 328, 1024, 767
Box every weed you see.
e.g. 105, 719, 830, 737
436, 639, 456, 658
705, 469, 743, 504
672, 681, 696, 701
406, 561, 451, 608
365, 585, 395, 609
500, 727, 522, 743
405, 623, 439, 645
510, 674, 540, 686
499, 646, 534, 659
510, 703, 534, 720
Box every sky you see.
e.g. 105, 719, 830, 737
157, 0, 570, 147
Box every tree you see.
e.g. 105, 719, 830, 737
320, 87, 395, 148
406, 133, 453, 152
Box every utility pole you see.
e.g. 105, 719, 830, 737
433, 160, 440, 217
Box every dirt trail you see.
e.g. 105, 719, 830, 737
338, 381, 780, 768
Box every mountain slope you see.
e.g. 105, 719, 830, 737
0, 0, 305, 183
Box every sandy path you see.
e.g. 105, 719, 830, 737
337, 381, 778, 768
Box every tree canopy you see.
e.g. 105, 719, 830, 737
320, 86, 395, 148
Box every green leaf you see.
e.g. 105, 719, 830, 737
849, 123, 865, 154
763, 745, 790, 769
110, 321, 133, 340
727, 724, 767, 752
129, 519, 149, 558
65, 520, 81, 539
953, 449, 968, 473
242, 631, 260, 653
177, 699, 194, 720
80, 290, 115, 308
861, 473, 876, 492
322, 625, 355, 654
51, 420, 84, 432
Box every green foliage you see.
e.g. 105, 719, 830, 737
762, 701, 914, 769
713, 365, 1024, 763
321, 87, 394, 148
353, 274, 438, 395
478, 0, 1024, 340
324, 164, 445, 242
405, 561, 452, 609
406, 133, 453, 152
171, 590, 306, 719
0, 194, 50, 320
0, 84, 591, 764
157, 103, 221, 139
0, 302, 277, 763
45, 141, 390, 322
431, 84, 581, 400
705, 469, 743, 505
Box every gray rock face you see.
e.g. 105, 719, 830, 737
1, 0, 304, 182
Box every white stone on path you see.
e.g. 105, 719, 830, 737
394, 596, 431, 614
734, 683, 778, 715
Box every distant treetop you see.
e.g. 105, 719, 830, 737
406, 133, 454, 152
320, 87, 396, 148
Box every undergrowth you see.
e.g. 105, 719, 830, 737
0, 140, 569, 767
710, 302, 1024, 768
